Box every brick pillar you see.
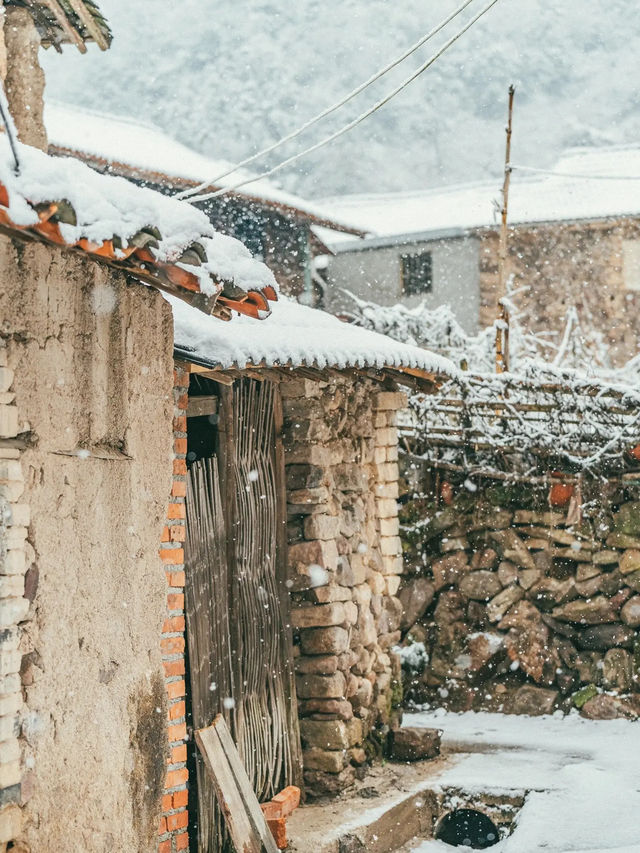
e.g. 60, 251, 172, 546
158, 363, 190, 853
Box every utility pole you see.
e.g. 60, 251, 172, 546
495, 84, 515, 374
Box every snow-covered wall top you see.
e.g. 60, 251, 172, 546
44, 103, 361, 233
168, 292, 455, 377
321, 145, 640, 244
0, 134, 277, 314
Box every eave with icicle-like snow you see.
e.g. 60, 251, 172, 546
0, 135, 278, 320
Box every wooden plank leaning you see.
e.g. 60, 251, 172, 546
195, 715, 280, 853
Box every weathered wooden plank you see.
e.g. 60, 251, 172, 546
195, 721, 262, 853
213, 716, 280, 853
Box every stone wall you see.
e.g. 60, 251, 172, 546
478, 218, 640, 366
398, 478, 640, 720
0, 236, 175, 852
281, 377, 406, 795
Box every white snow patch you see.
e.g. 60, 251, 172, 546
168, 292, 455, 375
406, 710, 640, 853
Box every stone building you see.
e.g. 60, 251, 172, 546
319, 146, 640, 364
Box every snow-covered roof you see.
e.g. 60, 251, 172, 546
168, 293, 455, 380
44, 103, 363, 235
0, 134, 277, 319
320, 145, 640, 247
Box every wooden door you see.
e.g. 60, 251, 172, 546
185, 378, 301, 852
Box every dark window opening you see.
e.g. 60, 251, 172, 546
435, 808, 500, 849
401, 250, 433, 295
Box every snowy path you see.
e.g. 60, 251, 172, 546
406, 709, 640, 853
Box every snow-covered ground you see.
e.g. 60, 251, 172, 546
407, 709, 640, 853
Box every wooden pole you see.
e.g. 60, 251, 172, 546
495, 84, 515, 374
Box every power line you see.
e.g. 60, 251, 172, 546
511, 164, 640, 181
176, 0, 479, 201
186, 0, 502, 205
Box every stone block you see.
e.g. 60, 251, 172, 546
300, 719, 350, 750
390, 727, 441, 761
284, 444, 334, 466
302, 747, 347, 773
367, 570, 386, 595
621, 595, 640, 627
510, 685, 558, 716
0, 406, 18, 439
552, 596, 617, 625
298, 698, 353, 720
471, 548, 499, 570
381, 555, 403, 576
384, 576, 401, 596
620, 550, 640, 575
296, 671, 347, 700
286, 464, 325, 491
431, 552, 469, 591
0, 598, 29, 629
374, 445, 387, 464
288, 538, 338, 571
375, 461, 399, 483
602, 648, 632, 690
376, 498, 398, 519
398, 577, 435, 631
288, 487, 330, 514
0, 804, 22, 844
0, 576, 24, 599
580, 694, 638, 720
497, 561, 518, 586
487, 585, 524, 622
380, 536, 401, 557
303, 767, 355, 796
576, 624, 635, 651
291, 603, 346, 629
373, 391, 407, 411
280, 378, 322, 398
374, 427, 398, 448
379, 516, 400, 537
591, 550, 619, 566
334, 464, 368, 492
312, 584, 352, 603
343, 601, 358, 625
300, 626, 350, 655
303, 513, 340, 541
375, 480, 399, 499
295, 655, 339, 675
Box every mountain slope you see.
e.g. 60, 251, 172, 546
41, 0, 640, 198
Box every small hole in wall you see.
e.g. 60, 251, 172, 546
435, 808, 500, 849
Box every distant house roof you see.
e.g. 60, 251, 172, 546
169, 292, 454, 385
0, 135, 277, 319
44, 103, 364, 236
15, 0, 111, 52
319, 145, 640, 250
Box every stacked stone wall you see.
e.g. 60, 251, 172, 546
398, 479, 640, 720
281, 377, 406, 795
478, 218, 640, 366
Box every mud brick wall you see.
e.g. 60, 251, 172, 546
157, 363, 190, 853
399, 482, 640, 721
0, 236, 176, 853
282, 377, 406, 796
478, 218, 640, 366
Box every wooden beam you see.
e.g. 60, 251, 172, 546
64, 0, 109, 49
35, 0, 87, 51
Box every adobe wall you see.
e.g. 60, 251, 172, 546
0, 236, 175, 852
478, 218, 640, 366
281, 377, 406, 796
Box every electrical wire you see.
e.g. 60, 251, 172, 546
176, 0, 479, 201
511, 164, 640, 181
185, 0, 502, 204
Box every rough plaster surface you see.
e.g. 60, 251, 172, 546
3, 7, 47, 151
0, 237, 174, 852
